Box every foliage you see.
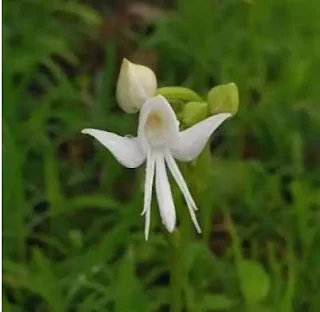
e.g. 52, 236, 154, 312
3, 0, 320, 311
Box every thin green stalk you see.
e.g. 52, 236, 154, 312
169, 194, 192, 312
170, 230, 183, 312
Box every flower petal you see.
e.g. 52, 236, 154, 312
142, 151, 156, 240
170, 113, 231, 162
81, 128, 146, 168
165, 152, 197, 211
155, 155, 176, 232
138, 95, 180, 152
165, 152, 202, 233
145, 205, 151, 241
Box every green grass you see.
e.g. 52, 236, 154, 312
3, 0, 320, 311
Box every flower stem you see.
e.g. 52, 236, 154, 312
169, 195, 191, 312
169, 145, 211, 311
170, 230, 183, 312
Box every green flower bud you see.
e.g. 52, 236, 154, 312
157, 87, 203, 102
182, 101, 208, 127
207, 83, 239, 115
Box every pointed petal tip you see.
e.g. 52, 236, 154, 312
223, 112, 232, 118
166, 223, 176, 233
155, 94, 165, 101
144, 226, 150, 241
211, 112, 232, 120
194, 220, 202, 233
81, 128, 95, 135
161, 211, 176, 233
161, 218, 175, 233
120, 57, 131, 69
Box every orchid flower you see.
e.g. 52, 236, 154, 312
82, 95, 231, 240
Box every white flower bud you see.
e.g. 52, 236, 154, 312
116, 58, 157, 113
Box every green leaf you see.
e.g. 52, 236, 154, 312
70, 194, 120, 210
202, 294, 238, 311
238, 259, 270, 304
114, 249, 148, 312
3, 295, 12, 312
57, 2, 102, 25
44, 144, 65, 213
30, 248, 65, 312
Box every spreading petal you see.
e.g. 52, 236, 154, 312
142, 151, 156, 240
81, 129, 146, 168
170, 113, 231, 162
155, 155, 176, 232
165, 152, 201, 233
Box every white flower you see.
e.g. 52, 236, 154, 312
82, 96, 231, 240
116, 58, 157, 113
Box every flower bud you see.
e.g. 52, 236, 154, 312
207, 83, 239, 115
116, 58, 157, 113
182, 101, 208, 127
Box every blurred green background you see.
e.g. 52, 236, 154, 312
3, 0, 320, 311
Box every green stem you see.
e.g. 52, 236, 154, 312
168, 144, 211, 312
170, 230, 183, 312
170, 195, 192, 312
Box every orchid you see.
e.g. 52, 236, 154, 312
82, 95, 231, 240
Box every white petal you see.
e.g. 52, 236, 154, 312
142, 151, 155, 215
142, 151, 156, 240
81, 128, 146, 168
185, 201, 202, 233
165, 152, 202, 233
155, 155, 176, 232
145, 204, 151, 241
165, 152, 197, 211
138, 95, 180, 151
170, 113, 231, 162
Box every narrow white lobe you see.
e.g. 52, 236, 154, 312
142, 151, 155, 240
165, 152, 202, 233
155, 155, 176, 232
165, 152, 198, 211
